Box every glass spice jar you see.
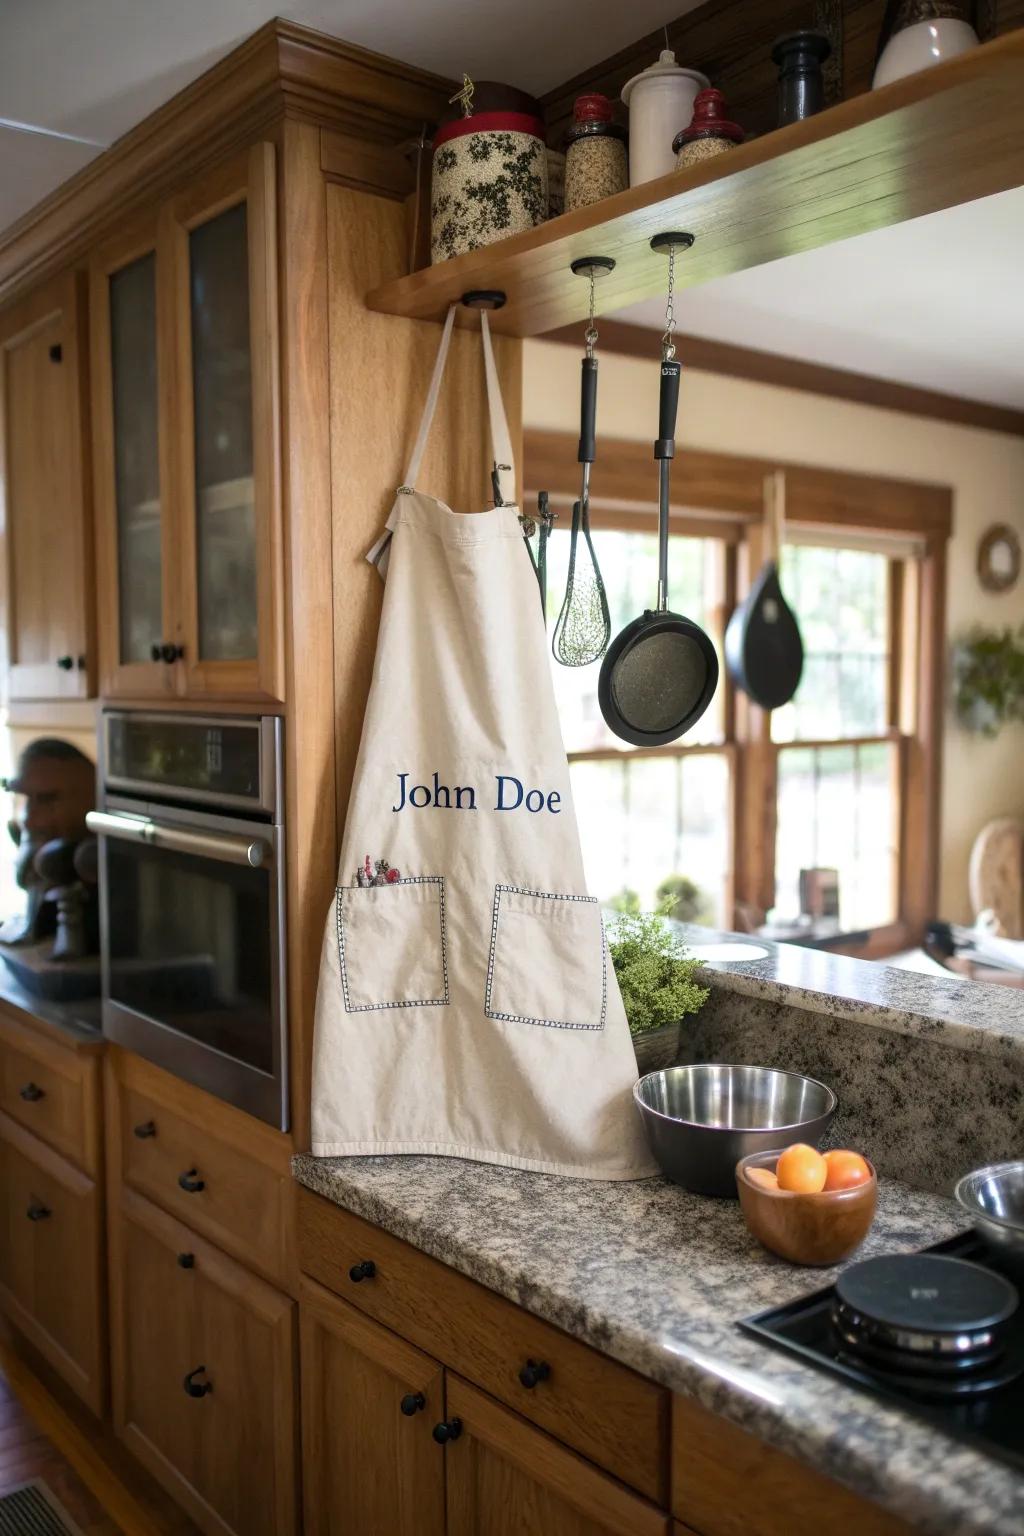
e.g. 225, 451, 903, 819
564, 93, 628, 212
673, 88, 744, 169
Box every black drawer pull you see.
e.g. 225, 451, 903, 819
27, 1202, 51, 1221
56, 655, 74, 671
432, 1418, 462, 1445
133, 1120, 156, 1139
400, 1392, 425, 1417
183, 1366, 212, 1398
519, 1359, 551, 1389
348, 1260, 376, 1283
19, 1082, 44, 1102
178, 1168, 205, 1193
177, 1252, 195, 1269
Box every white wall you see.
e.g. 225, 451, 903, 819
524, 340, 1024, 923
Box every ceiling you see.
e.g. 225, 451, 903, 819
0, 0, 692, 232
613, 186, 1024, 411
2, 2, 1021, 409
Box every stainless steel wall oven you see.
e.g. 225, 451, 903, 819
88, 712, 287, 1128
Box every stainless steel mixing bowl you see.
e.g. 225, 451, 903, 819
633, 1063, 837, 1198
954, 1161, 1024, 1273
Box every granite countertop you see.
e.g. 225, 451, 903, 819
676, 924, 1024, 1060
0, 957, 102, 1047
293, 1152, 1024, 1536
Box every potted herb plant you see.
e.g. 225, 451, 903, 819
608, 908, 709, 1075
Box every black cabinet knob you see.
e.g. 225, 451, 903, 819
160, 642, 184, 664
133, 1120, 156, 1139
400, 1392, 426, 1417
49, 343, 62, 363
518, 1359, 551, 1389
177, 1252, 195, 1269
183, 1366, 212, 1399
178, 1168, 205, 1193
19, 1082, 44, 1102
432, 1418, 462, 1445
150, 643, 162, 663
26, 1202, 51, 1221
348, 1260, 376, 1283
56, 655, 74, 671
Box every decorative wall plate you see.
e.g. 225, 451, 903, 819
977, 523, 1021, 593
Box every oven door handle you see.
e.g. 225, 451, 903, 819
86, 811, 272, 869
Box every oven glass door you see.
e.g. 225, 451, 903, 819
96, 800, 285, 1125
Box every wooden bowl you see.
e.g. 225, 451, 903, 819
736, 1149, 878, 1266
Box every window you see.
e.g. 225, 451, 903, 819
528, 429, 949, 954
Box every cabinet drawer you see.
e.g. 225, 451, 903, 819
0, 1010, 100, 1174
113, 1057, 291, 1286
297, 1185, 669, 1504
0, 1111, 105, 1412
671, 1394, 918, 1536
114, 1187, 297, 1536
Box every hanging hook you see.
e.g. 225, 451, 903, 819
569, 255, 615, 360
649, 233, 696, 362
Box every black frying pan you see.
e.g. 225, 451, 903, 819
598, 359, 719, 746
725, 471, 804, 710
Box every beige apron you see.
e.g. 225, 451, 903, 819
311, 308, 655, 1179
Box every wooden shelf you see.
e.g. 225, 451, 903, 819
366, 30, 1024, 337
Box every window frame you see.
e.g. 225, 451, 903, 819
526, 430, 951, 957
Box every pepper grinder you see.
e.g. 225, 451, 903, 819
771, 31, 832, 126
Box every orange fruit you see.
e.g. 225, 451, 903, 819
776, 1142, 827, 1193
746, 1166, 780, 1192
823, 1150, 872, 1191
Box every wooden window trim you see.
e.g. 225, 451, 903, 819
525, 429, 951, 952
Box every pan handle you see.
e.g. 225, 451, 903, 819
655, 360, 681, 461
578, 357, 598, 466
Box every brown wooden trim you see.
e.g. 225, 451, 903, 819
567, 742, 734, 764
542, 321, 1024, 439
0, 20, 453, 310
525, 429, 953, 538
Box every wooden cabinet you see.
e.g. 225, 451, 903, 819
113, 1186, 297, 1536
0, 1109, 105, 1412
300, 1276, 445, 1536
91, 145, 282, 704
107, 1046, 294, 1288
0, 1005, 102, 1176
444, 1375, 669, 1536
0, 269, 94, 700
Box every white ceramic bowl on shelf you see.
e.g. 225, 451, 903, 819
873, 18, 978, 90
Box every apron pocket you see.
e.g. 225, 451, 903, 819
485, 884, 606, 1031
337, 877, 449, 1012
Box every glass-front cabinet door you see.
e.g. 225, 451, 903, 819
170, 144, 282, 702
92, 216, 175, 697
90, 145, 282, 702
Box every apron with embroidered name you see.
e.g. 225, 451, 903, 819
311, 307, 656, 1179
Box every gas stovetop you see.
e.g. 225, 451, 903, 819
741, 1232, 1024, 1474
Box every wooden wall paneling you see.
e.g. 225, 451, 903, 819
902, 532, 948, 936
278, 119, 335, 1150
324, 178, 522, 911
540, 321, 1024, 439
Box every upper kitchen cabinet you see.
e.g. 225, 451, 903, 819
91, 145, 283, 704
0, 271, 94, 702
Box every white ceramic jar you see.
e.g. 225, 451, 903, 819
621, 50, 709, 185
873, 16, 978, 88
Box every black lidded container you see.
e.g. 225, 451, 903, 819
771, 30, 832, 125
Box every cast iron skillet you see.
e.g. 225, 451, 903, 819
598, 359, 719, 746
724, 472, 804, 710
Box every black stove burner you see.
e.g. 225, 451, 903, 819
740, 1233, 1024, 1473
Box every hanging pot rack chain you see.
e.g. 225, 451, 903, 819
649, 232, 696, 362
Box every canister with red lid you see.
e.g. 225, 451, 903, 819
430, 79, 548, 263
564, 93, 627, 212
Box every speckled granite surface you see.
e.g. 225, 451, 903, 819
293, 1152, 1024, 1536
679, 926, 1024, 1060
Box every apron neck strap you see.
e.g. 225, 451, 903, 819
400, 305, 516, 507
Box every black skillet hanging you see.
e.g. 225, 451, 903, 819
598, 234, 719, 747
725, 469, 804, 710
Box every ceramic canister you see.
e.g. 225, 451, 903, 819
621, 49, 709, 185
873, 7, 978, 88
431, 109, 548, 263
